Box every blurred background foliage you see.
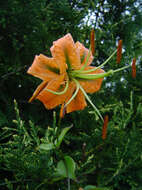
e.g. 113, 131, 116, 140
0, 0, 142, 189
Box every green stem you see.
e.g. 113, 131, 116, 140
67, 178, 70, 190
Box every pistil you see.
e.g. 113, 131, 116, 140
71, 70, 114, 80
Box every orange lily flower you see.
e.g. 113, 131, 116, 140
27, 33, 131, 119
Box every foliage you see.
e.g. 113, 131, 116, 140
0, 0, 142, 189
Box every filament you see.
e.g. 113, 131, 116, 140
75, 79, 103, 122
64, 80, 80, 107
45, 79, 69, 95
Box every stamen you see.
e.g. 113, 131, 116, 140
117, 40, 122, 64
73, 49, 117, 74
113, 65, 131, 73
102, 115, 109, 140
132, 58, 136, 78
75, 79, 103, 122
80, 47, 92, 71
64, 80, 80, 107
90, 29, 95, 56
45, 79, 69, 95
72, 70, 114, 80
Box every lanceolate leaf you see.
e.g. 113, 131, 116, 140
84, 186, 109, 190
39, 143, 55, 151
56, 125, 73, 148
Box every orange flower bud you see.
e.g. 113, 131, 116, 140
117, 40, 122, 63
102, 115, 109, 140
132, 58, 136, 78
90, 29, 95, 56
60, 104, 66, 118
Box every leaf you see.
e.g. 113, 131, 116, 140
39, 143, 55, 151
56, 125, 73, 148
84, 186, 97, 190
84, 186, 109, 190
64, 156, 76, 180
56, 156, 76, 180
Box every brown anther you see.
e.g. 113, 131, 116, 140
132, 58, 136, 78
90, 29, 95, 56
117, 40, 123, 63
102, 115, 109, 140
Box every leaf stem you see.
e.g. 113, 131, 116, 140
67, 178, 70, 190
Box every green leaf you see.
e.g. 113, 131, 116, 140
56, 125, 72, 148
39, 143, 55, 151
84, 186, 109, 190
56, 156, 76, 180
84, 186, 97, 190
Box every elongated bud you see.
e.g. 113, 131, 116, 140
132, 58, 136, 78
60, 103, 66, 118
102, 115, 109, 140
117, 40, 122, 63
90, 29, 95, 56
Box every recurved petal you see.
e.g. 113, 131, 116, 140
37, 76, 76, 110
75, 41, 94, 66
50, 33, 81, 74
27, 54, 59, 81
79, 66, 104, 93
66, 89, 87, 113
36, 74, 65, 109
28, 80, 48, 103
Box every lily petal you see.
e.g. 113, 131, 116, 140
37, 77, 76, 109
50, 33, 81, 74
79, 66, 104, 93
66, 89, 87, 113
75, 42, 93, 66
27, 54, 59, 81
28, 80, 48, 103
